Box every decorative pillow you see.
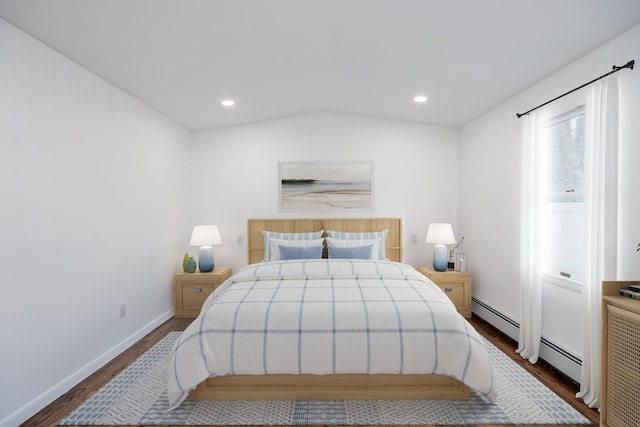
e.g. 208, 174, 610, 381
325, 229, 388, 260
328, 244, 374, 260
268, 238, 325, 261
325, 237, 381, 260
262, 230, 324, 261
279, 244, 324, 260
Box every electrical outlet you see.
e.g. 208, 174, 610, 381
119, 302, 127, 318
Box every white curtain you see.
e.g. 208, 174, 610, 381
577, 75, 619, 409
517, 111, 543, 363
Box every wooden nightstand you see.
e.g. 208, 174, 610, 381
417, 267, 472, 318
174, 267, 232, 318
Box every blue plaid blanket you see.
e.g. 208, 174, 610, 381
167, 259, 496, 409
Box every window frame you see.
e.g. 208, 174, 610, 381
540, 106, 586, 291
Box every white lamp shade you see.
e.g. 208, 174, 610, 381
190, 225, 222, 246
425, 223, 456, 244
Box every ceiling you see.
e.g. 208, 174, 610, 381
2, 0, 640, 131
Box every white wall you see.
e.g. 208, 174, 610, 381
0, 19, 190, 426
459, 24, 640, 375
189, 112, 459, 272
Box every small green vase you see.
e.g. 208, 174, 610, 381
187, 256, 197, 273
182, 253, 190, 272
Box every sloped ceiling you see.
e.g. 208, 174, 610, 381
1, 0, 640, 130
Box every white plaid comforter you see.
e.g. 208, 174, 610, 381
167, 259, 497, 409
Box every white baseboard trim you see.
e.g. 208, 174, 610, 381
471, 297, 520, 341
472, 297, 582, 383
538, 336, 582, 383
1, 309, 174, 427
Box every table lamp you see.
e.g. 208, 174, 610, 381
190, 225, 222, 272
426, 223, 456, 272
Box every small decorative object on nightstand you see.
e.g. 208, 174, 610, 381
418, 267, 471, 318
456, 253, 467, 272
449, 236, 465, 270
174, 267, 232, 318
182, 253, 190, 272
186, 256, 196, 273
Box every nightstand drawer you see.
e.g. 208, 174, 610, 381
174, 267, 232, 318
181, 283, 217, 312
417, 267, 472, 318
436, 282, 465, 307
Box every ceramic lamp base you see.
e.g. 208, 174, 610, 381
198, 245, 214, 272
433, 244, 448, 272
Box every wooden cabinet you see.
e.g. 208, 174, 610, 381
601, 281, 640, 427
417, 267, 471, 318
174, 267, 232, 318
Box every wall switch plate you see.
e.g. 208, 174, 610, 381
412, 234, 418, 243
237, 235, 243, 245
119, 302, 127, 318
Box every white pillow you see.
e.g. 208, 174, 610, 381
325, 237, 381, 260
325, 229, 388, 260
262, 230, 324, 261
268, 238, 325, 261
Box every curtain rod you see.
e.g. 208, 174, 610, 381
516, 59, 634, 118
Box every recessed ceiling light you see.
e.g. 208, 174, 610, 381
221, 99, 235, 107
414, 95, 428, 103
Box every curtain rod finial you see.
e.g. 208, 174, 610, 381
613, 59, 634, 71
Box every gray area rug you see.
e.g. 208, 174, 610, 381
61, 332, 591, 425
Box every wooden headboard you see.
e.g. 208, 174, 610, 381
247, 218, 402, 264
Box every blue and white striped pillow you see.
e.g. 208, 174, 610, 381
262, 230, 324, 261
325, 229, 388, 260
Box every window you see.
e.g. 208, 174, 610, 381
541, 108, 585, 285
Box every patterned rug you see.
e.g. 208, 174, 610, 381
60, 332, 591, 425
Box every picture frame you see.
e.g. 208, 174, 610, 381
279, 161, 373, 210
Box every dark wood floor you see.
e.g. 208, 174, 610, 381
20, 315, 600, 427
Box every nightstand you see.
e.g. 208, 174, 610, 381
174, 267, 232, 318
417, 267, 471, 318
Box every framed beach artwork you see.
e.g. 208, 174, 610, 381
279, 161, 373, 210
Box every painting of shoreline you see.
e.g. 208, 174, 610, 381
279, 161, 373, 210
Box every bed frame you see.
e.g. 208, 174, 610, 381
190, 217, 470, 401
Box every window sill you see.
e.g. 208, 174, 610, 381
542, 273, 582, 293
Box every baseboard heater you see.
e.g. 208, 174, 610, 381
472, 297, 582, 383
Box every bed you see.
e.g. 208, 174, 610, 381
167, 218, 496, 409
